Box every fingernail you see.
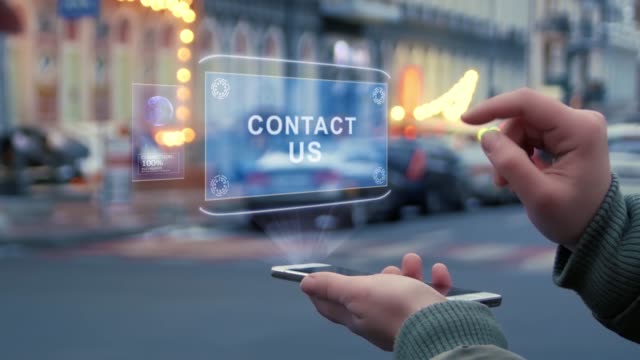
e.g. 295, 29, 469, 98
479, 127, 501, 153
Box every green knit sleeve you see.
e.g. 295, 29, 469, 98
394, 301, 523, 360
431, 345, 526, 360
554, 174, 640, 343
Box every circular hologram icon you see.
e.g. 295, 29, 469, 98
145, 96, 174, 127
210, 175, 230, 197
372, 87, 386, 105
372, 166, 386, 185
211, 78, 231, 100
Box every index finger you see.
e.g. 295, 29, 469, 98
462, 88, 573, 130
300, 272, 361, 305
401, 253, 424, 281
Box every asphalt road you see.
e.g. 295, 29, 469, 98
1, 205, 638, 359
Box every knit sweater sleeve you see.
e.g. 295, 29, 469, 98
554, 175, 640, 343
394, 301, 525, 360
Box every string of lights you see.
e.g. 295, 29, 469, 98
117, 0, 196, 23
114, 0, 197, 147
390, 69, 479, 125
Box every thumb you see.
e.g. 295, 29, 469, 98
301, 272, 357, 304
480, 129, 548, 204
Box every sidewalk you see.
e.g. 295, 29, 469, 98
0, 184, 214, 248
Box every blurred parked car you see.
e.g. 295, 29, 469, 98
244, 151, 345, 205
367, 136, 468, 222
0, 127, 89, 189
244, 139, 387, 229
459, 142, 517, 205
243, 151, 352, 228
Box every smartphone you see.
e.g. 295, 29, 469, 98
272, 263, 502, 307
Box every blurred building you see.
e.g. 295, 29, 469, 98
2, 0, 534, 162
204, 0, 531, 135
533, 0, 640, 117
0, 0, 21, 135
3, 0, 198, 174
3, 0, 640, 177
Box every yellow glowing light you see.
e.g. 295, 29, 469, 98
176, 106, 191, 122
177, 47, 192, 62
175, 131, 185, 146
414, 69, 479, 122
477, 126, 501, 142
390, 106, 406, 122
154, 132, 163, 145
150, 0, 162, 11
160, 132, 169, 146
399, 66, 422, 113
141, 0, 151, 6
183, 9, 196, 23
160, 131, 185, 147
177, 68, 191, 83
176, 87, 191, 101
179, 29, 194, 44
183, 0, 193, 4
172, 2, 188, 17
168, 133, 178, 147
182, 128, 196, 143
166, 0, 179, 9
170, 136, 179, 147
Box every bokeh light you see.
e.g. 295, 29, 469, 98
176, 87, 191, 101
414, 69, 479, 122
183, 9, 196, 23
404, 125, 417, 140
182, 128, 196, 143
150, 0, 162, 11
166, 0, 179, 9
172, 2, 188, 17
176, 106, 191, 122
179, 29, 194, 44
159, 130, 185, 147
390, 106, 406, 122
177, 47, 192, 62
176, 68, 191, 83
399, 66, 422, 114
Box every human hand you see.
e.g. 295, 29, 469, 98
462, 89, 611, 250
300, 257, 449, 351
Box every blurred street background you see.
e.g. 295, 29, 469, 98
2, 0, 640, 359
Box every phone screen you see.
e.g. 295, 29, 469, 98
296, 265, 477, 297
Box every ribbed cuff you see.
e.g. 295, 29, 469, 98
554, 174, 640, 319
394, 301, 507, 360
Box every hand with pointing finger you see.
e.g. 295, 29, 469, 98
462, 88, 611, 250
